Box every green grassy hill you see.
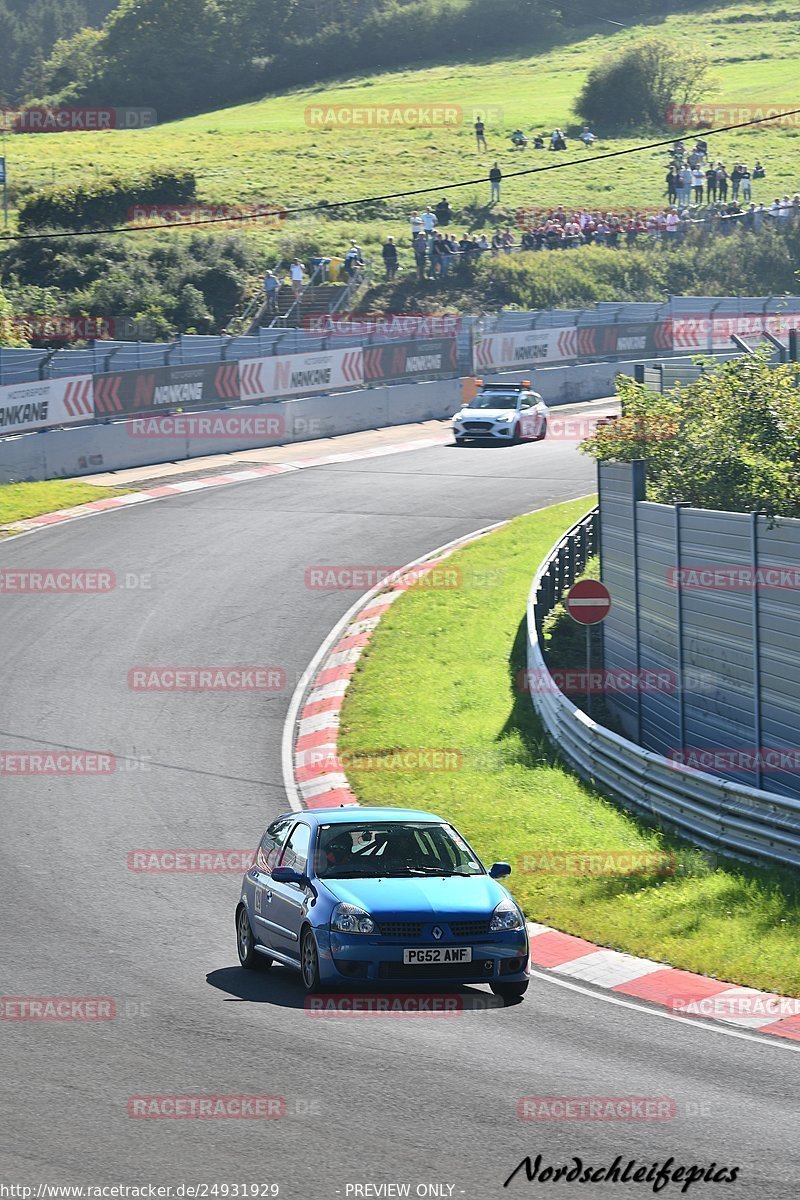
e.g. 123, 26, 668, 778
3, 1, 800, 328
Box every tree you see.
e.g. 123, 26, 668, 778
580, 354, 800, 518
574, 38, 710, 132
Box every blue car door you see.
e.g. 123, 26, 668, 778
268, 821, 313, 962
250, 815, 293, 950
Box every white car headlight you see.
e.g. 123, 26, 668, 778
489, 899, 524, 932
331, 902, 376, 934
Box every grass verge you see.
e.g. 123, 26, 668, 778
0, 480, 132, 528
339, 497, 800, 995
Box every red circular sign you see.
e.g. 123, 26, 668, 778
565, 579, 612, 625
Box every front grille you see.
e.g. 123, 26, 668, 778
450, 920, 492, 938
378, 961, 492, 980
462, 422, 494, 433
379, 922, 423, 939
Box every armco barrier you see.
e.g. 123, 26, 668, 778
0, 379, 464, 483
527, 509, 800, 870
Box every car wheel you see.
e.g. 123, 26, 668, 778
536, 420, 547, 441
490, 980, 529, 1001
511, 423, 523, 444
236, 904, 270, 971
300, 927, 322, 993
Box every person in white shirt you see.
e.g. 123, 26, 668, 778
422, 207, 438, 242
665, 208, 680, 238
691, 168, 705, 204
409, 211, 424, 239
289, 259, 305, 298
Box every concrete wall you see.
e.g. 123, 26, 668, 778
0, 357, 727, 483
0, 378, 465, 483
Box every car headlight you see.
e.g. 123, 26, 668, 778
331, 902, 376, 934
489, 899, 524, 932
495, 414, 511, 422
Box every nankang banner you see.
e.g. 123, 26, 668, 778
0, 375, 94, 435
238, 348, 364, 402
93, 362, 240, 416
363, 338, 458, 383
473, 327, 577, 371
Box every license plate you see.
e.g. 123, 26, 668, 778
403, 946, 472, 965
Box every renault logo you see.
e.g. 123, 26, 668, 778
432, 926, 443, 940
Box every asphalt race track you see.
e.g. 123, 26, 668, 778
1, 431, 797, 1198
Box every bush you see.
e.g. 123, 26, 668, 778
580, 355, 800, 518
17, 169, 197, 231
574, 38, 710, 132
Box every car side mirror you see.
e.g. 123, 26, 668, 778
271, 865, 306, 885
489, 862, 511, 879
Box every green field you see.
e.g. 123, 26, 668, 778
3, 0, 800, 266
338, 500, 800, 996
0, 480, 131, 528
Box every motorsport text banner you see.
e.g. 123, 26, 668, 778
0, 375, 94, 434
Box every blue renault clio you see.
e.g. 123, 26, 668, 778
236, 806, 530, 999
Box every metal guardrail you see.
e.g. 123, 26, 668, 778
527, 508, 800, 870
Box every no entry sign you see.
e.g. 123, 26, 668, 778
565, 579, 612, 625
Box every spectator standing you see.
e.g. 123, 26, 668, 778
665, 207, 680, 242
705, 164, 717, 203
740, 165, 752, 201
422, 206, 438, 239
489, 162, 502, 203
263, 269, 279, 315
716, 164, 729, 201
413, 231, 428, 281
681, 165, 693, 206
692, 166, 705, 204
731, 163, 743, 201
381, 236, 398, 280
289, 258, 305, 299
409, 210, 424, 239
434, 197, 452, 227
475, 118, 487, 151
430, 233, 446, 278
666, 167, 679, 205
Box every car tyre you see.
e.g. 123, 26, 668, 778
236, 904, 270, 971
301, 927, 322, 994
490, 980, 529, 1001
536, 420, 547, 441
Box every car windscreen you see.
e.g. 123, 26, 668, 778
315, 821, 485, 879
467, 393, 521, 410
